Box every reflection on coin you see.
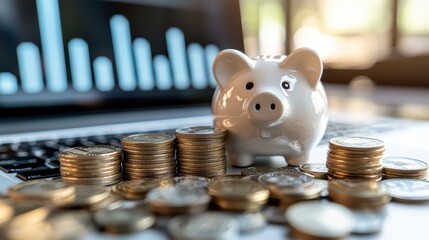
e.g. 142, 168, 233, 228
258, 171, 313, 188
122, 133, 175, 145
262, 206, 286, 224
381, 179, 429, 203
286, 201, 355, 239
57, 185, 110, 209
93, 206, 155, 234
175, 126, 226, 138
383, 157, 428, 171
226, 212, 267, 233
172, 176, 211, 188
168, 212, 239, 240
60, 145, 121, 158
241, 166, 285, 176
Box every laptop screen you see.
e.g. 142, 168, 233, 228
0, 0, 244, 118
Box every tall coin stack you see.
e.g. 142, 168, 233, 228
326, 136, 385, 181
176, 126, 227, 178
121, 133, 176, 179
59, 146, 122, 186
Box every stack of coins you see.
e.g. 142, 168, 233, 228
208, 179, 269, 212
59, 146, 122, 186
382, 157, 428, 180
328, 179, 391, 210
299, 164, 329, 179
327, 137, 385, 181
258, 170, 322, 208
121, 133, 176, 179
176, 126, 227, 178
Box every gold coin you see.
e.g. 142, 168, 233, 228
60, 169, 121, 178
123, 160, 176, 168
328, 148, 385, 157
57, 185, 110, 209
0, 200, 14, 226
208, 180, 269, 202
123, 148, 174, 155
176, 142, 225, 150
59, 157, 121, 165
327, 153, 383, 163
61, 173, 122, 185
9, 180, 75, 201
123, 172, 176, 180
59, 160, 120, 169
299, 164, 328, 179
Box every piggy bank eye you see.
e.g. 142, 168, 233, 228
281, 81, 290, 90
245, 82, 254, 90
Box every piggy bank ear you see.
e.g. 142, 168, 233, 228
280, 48, 322, 89
212, 49, 252, 89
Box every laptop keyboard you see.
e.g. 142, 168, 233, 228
0, 121, 398, 181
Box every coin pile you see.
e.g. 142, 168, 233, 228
59, 145, 122, 186
328, 179, 391, 210
327, 136, 385, 181
176, 126, 227, 178
208, 179, 269, 212
382, 157, 428, 180
146, 185, 211, 215
257, 170, 322, 209
121, 133, 176, 179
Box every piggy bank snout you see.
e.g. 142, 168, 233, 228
248, 92, 284, 125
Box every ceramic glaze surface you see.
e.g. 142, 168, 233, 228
211, 48, 328, 167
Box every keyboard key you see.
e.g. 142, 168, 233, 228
0, 155, 43, 166
16, 168, 61, 181
0, 162, 49, 173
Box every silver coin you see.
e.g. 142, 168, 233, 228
262, 206, 287, 224
381, 179, 429, 202
330, 136, 384, 150
93, 207, 155, 234
351, 209, 386, 234
383, 157, 428, 171
258, 171, 313, 188
122, 133, 175, 144
173, 176, 211, 188
226, 212, 266, 233
146, 185, 211, 206
286, 201, 355, 238
168, 212, 239, 240
313, 179, 329, 197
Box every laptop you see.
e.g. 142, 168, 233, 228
1, 0, 429, 239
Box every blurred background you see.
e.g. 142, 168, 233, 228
240, 0, 429, 119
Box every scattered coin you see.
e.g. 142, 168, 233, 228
262, 206, 287, 224
146, 185, 211, 215
208, 179, 269, 212
56, 185, 110, 209
93, 206, 155, 234
8, 180, 75, 203
381, 179, 429, 203
299, 163, 328, 179
226, 211, 267, 233
168, 212, 239, 240
241, 166, 285, 176
172, 176, 211, 188
351, 209, 386, 234
286, 201, 355, 240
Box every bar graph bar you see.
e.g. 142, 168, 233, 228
36, 0, 67, 92
110, 15, 137, 91
0, 0, 222, 95
17, 42, 44, 94
154, 55, 172, 90
0, 73, 18, 95
68, 38, 92, 92
133, 38, 155, 90
166, 27, 190, 90
94, 57, 115, 92
188, 43, 207, 89
205, 44, 220, 88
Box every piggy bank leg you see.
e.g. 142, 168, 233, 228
227, 149, 254, 167
286, 153, 310, 166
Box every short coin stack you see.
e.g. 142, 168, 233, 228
59, 146, 122, 186
208, 179, 269, 212
121, 133, 176, 179
258, 170, 322, 209
328, 179, 391, 210
176, 126, 227, 178
382, 157, 428, 180
111, 179, 164, 200
327, 136, 385, 181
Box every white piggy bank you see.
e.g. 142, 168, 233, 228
211, 48, 328, 167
